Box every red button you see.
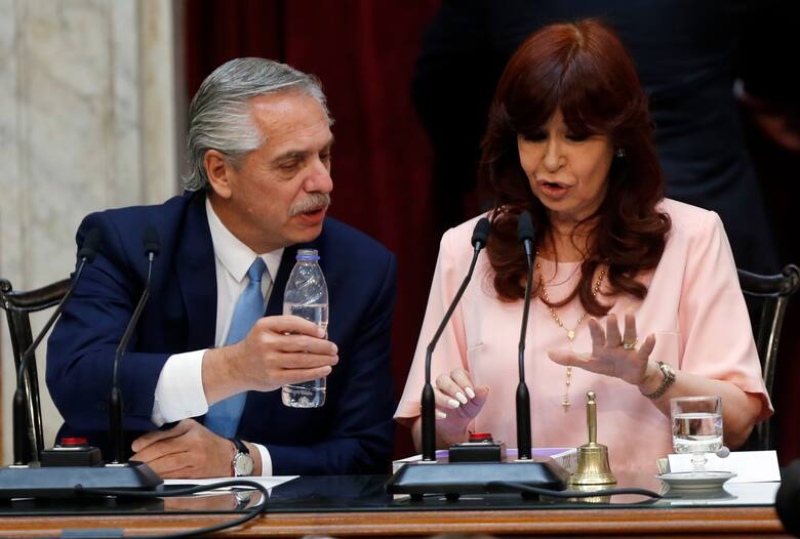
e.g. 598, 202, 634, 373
468, 432, 493, 442
59, 437, 88, 446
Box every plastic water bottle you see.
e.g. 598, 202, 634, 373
281, 248, 328, 408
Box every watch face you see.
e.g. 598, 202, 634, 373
233, 490, 253, 509
233, 452, 254, 477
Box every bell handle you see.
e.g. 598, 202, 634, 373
587, 391, 597, 444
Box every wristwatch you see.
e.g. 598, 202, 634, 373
229, 438, 254, 477
233, 490, 253, 510
643, 361, 676, 399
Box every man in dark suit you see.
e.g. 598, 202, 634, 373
46, 58, 397, 478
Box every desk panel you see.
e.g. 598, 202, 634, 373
0, 506, 789, 537
0, 474, 790, 537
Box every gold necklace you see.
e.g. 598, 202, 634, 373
536, 257, 606, 412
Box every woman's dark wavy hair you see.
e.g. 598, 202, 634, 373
480, 18, 670, 315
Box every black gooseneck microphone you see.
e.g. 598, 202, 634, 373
12, 228, 102, 465
109, 225, 160, 464
421, 217, 490, 461
0, 227, 162, 499
385, 212, 569, 501
516, 211, 536, 460
386, 212, 569, 500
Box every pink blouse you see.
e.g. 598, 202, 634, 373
395, 199, 772, 473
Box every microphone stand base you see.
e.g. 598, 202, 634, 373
385, 457, 569, 500
0, 461, 163, 499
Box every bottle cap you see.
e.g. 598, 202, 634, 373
296, 248, 319, 261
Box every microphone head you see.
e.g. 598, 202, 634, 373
143, 225, 160, 258
517, 210, 535, 244
78, 228, 102, 263
471, 218, 491, 249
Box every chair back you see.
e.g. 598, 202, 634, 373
738, 264, 800, 451
0, 278, 71, 464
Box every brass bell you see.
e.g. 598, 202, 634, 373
569, 391, 616, 488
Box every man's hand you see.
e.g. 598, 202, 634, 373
131, 419, 247, 479
203, 315, 338, 404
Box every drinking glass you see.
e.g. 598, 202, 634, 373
670, 396, 723, 472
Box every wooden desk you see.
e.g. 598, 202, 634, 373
0, 474, 790, 538
0, 505, 788, 537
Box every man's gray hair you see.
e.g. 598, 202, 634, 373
183, 57, 331, 191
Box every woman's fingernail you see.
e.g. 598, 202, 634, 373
447, 398, 461, 409
465, 387, 476, 399
455, 392, 468, 404
435, 410, 447, 419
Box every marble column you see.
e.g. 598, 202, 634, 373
0, 0, 183, 464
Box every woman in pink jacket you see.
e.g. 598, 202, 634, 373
395, 18, 771, 473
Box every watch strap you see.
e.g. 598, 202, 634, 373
643, 361, 676, 399
229, 437, 250, 455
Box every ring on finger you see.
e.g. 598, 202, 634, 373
622, 339, 637, 350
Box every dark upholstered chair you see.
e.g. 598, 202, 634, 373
738, 264, 800, 451
0, 277, 70, 464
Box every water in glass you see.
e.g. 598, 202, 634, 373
670, 395, 723, 471
672, 411, 723, 454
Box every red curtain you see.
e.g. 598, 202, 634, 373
185, 0, 442, 459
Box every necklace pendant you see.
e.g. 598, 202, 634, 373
561, 400, 571, 412
566, 329, 576, 341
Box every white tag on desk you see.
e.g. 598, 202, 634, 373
667, 450, 780, 483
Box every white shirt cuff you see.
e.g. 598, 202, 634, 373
254, 444, 273, 476
152, 350, 208, 425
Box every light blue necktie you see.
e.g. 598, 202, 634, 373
205, 257, 268, 437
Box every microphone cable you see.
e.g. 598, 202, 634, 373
486, 481, 662, 501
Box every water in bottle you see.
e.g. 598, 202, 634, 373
282, 248, 328, 408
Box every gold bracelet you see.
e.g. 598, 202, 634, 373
643, 361, 676, 399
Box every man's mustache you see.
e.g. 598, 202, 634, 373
289, 193, 331, 217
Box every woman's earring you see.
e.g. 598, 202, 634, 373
615, 148, 626, 158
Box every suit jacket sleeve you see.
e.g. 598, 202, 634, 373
46, 211, 174, 434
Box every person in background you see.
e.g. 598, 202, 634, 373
412, 0, 781, 276
395, 19, 771, 473
47, 57, 397, 478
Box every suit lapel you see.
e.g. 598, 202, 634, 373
266, 244, 300, 316
176, 193, 217, 350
